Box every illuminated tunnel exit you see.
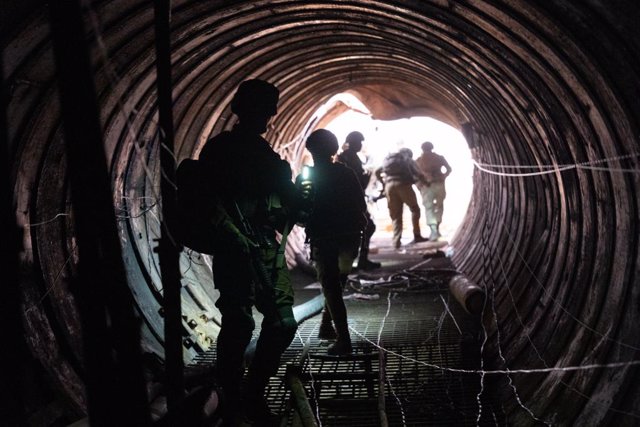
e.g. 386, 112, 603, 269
315, 93, 474, 245
2, 0, 640, 426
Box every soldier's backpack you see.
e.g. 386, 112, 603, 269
382, 152, 410, 178
175, 159, 216, 254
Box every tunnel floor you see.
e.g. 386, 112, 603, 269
188, 237, 501, 426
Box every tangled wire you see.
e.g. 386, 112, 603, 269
347, 268, 460, 294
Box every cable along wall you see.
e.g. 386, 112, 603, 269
4, 0, 640, 423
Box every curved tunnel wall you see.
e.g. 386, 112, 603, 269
3, 0, 640, 424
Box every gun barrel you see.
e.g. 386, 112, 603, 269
233, 202, 275, 296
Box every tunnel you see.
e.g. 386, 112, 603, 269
2, 0, 640, 425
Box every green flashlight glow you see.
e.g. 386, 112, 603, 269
302, 165, 311, 180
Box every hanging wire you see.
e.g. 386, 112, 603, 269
493, 247, 640, 420
473, 152, 640, 177
499, 222, 640, 352
475, 199, 492, 424
376, 292, 407, 427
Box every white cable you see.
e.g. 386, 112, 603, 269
352, 329, 640, 375
474, 152, 640, 177
474, 161, 576, 177
500, 223, 640, 352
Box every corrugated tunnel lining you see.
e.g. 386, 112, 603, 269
3, 0, 640, 424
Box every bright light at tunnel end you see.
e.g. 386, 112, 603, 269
319, 93, 474, 242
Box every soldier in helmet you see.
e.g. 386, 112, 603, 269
415, 141, 452, 241
297, 129, 367, 355
337, 131, 381, 270
199, 79, 302, 425
375, 148, 428, 249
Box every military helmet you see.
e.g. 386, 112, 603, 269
306, 129, 339, 158
399, 148, 413, 159
345, 131, 364, 144
230, 79, 279, 117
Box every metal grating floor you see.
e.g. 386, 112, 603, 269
273, 289, 498, 426
190, 267, 503, 426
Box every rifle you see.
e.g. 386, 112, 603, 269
370, 183, 386, 202
232, 201, 276, 299
368, 173, 386, 202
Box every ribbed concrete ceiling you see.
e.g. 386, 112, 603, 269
3, 0, 640, 424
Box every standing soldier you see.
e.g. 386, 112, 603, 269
337, 131, 381, 270
375, 148, 427, 249
198, 79, 301, 425
415, 141, 452, 241
297, 129, 367, 355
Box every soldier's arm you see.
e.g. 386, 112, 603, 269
442, 157, 452, 178
410, 160, 428, 184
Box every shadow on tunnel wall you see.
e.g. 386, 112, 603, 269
2, 0, 640, 425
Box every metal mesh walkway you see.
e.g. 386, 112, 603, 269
189, 261, 501, 426
269, 287, 497, 426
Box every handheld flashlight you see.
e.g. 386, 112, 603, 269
301, 165, 311, 181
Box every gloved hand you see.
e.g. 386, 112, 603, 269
215, 219, 258, 255
299, 178, 313, 200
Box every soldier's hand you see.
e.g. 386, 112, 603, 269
233, 233, 259, 255
299, 179, 313, 199
216, 219, 258, 255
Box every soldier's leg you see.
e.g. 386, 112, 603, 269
316, 241, 352, 355
314, 245, 338, 339
215, 305, 254, 412
386, 183, 403, 248
421, 186, 437, 226
212, 259, 256, 422
318, 301, 337, 339
331, 236, 360, 353
245, 247, 297, 413
399, 183, 424, 241
428, 183, 445, 239
433, 182, 446, 226
358, 211, 380, 269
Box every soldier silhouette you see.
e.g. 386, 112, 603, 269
198, 79, 302, 426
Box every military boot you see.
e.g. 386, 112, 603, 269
242, 373, 279, 426
318, 308, 337, 340
327, 325, 352, 356
358, 232, 381, 270
409, 234, 428, 244
326, 307, 352, 356
324, 288, 353, 356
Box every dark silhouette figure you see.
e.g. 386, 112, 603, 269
337, 131, 381, 270
297, 129, 367, 355
415, 141, 452, 241
198, 79, 300, 425
375, 148, 427, 249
